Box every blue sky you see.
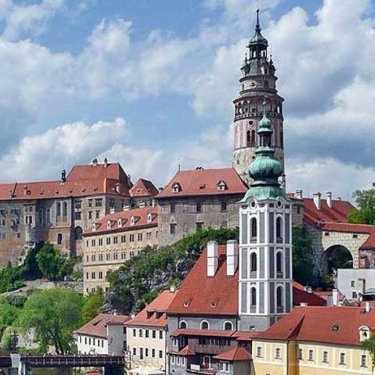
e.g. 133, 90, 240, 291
0, 0, 374, 203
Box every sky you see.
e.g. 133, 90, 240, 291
0, 0, 374, 203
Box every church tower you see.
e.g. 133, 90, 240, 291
233, 9, 284, 185
238, 103, 292, 332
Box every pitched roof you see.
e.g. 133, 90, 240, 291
130, 179, 159, 198
84, 206, 158, 235
167, 245, 239, 316
156, 168, 247, 199
75, 313, 130, 338
126, 290, 178, 328
177, 346, 196, 356
255, 306, 375, 346
213, 347, 252, 361
293, 282, 326, 306
302, 198, 355, 225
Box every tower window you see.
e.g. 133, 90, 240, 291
276, 252, 283, 276
251, 253, 257, 273
57, 233, 62, 245
251, 287, 257, 312
251, 130, 256, 146
201, 321, 209, 330
250, 218, 257, 242
277, 287, 283, 311
246, 130, 251, 147
276, 217, 283, 242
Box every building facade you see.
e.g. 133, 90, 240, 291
232, 9, 285, 184
83, 206, 158, 294
156, 168, 247, 247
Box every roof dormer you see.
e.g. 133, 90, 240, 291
130, 216, 140, 226
147, 212, 157, 223
106, 220, 114, 230
359, 325, 371, 342
91, 222, 98, 231
172, 182, 181, 193
217, 180, 228, 191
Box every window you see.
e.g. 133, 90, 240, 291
63, 202, 67, 216
351, 280, 355, 287
57, 233, 62, 245
133, 348, 136, 356
219, 362, 229, 372
88, 199, 93, 208
250, 217, 257, 240
91, 254, 96, 262
251, 287, 257, 310
95, 211, 100, 219
201, 321, 209, 330
196, 203, 202, 212
196, 222, 203, 230
170, 223, 176, 235
95, 198, 102, 207
179, 321, 187, 329
159, 331, 163, 339
145, 348, 148, 357
75, 211, 82, 220
106, 237, 111, 245
251, 253, 257, 272
159, 350, 163, 359
256, 346, 262, 357
339, 353, 346, 365
322, 351, 328, 363
99, 271, 103, 279
99, 238, 103, 246
275, 348, 281, 359
88, 211, 92, 219
277, 287, 283, 309
276, 252, 283, 275
361, 354, 367, 367
138, 233, 142, 241
308, 349, 314, 361
171, 204, 176, 213
133, 329, 136, 337
121, 235, 126, 243
99, 254, 103, 261
113, 236, 118, 244
223, 322, 232, 331
91, 272, 95, 279
276, 217, 283, 241
145, 330, 149, 338
130, 234, 135, 242
152, 349, 155, 358
221, 202, 227, 211
139, 329, 143, 337
298, 349, 303, 360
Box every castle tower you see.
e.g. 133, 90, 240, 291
238, 102, 292, 332
233, 9, 284, 185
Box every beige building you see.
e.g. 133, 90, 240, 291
83, 206, 158, 294
253, 305, 375, 375
126, 290, 178, 375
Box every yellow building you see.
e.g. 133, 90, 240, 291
83, 206, 158, 294
252, 305, 374, 375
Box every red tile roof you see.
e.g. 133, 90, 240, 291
360, 231, 375, 250
126, 290, 178, 328
255, 306, 375, 346
293, 282, 326, 307
167, 245, 239, 316
84, 206, 158, 235
156, 168, 247, 199
319, 222, 373, 234
303, 198, 355, 225
75, 313, 130, 338
130, 179, 159, 197
177, 346, 196, 356
213, 347, 252, 361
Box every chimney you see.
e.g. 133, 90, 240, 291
92, 158, 98, 166
326, 191, 332, 208
366, 301, 371, 312
313, 192, 321, 210
104, 157, 108, 167
295, 189, 303, 199
226, 240, 238, 276
332, 288, 338, 306
61, 168, 66, 184
207, 241, 219, 277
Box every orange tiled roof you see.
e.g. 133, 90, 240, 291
130, 179, 159, 197
156, 168, 247, 199
177, 346, 196, 356
75, 313, 130, 338
126, 290, 178, 328
213, 347, 252, 361
167, 245, 239, 316
84, 206, 158, 235
255, 306, 375, 346
360, 231, 375, 250
303, 198, 355, 225
293, 282, 326, 307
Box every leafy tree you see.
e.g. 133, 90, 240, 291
348, 188, 375, 225
17, 288, 83, 354
292, 226, 314, 285
36, 243, 75, 281
362, 333, 375, 370
22, 242, 44, 280
81, 289, 104, 324
0, 297, 20, 340
0, 263, 24, 293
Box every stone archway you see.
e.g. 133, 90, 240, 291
321, 245, 353, 275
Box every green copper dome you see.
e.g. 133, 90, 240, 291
248, 148, 283, 182
249, 9, 268, 47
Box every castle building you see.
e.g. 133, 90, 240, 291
233, 9, 284, 184
83, 206, 158, 294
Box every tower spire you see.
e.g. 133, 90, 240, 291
256, 7, 260, 31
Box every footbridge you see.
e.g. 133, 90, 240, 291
0, 354, 125, 375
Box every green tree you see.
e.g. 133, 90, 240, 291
36, 243, 74, 281
81, 289, 104, 324
18, 288, 82, 354
348, 188, 375, 225
362, 333, 375, 370
292, 226, 314, 285
0, 297, 19, 340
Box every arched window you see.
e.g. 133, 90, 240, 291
277, 287, 283, 310
276, 252, 283, 275
46, 209, 50, 223
251, 287, 257, 312
223, 322, 233, 331
250, 218, 257, 241
63, 202, 68, 216
57, 202, 61, 216
57, 233, 62, 245
201, 321, 210, 330
276, 217, 283, 243
251, 130, 256, 146
251, 253, 257, 273
179, 321, 187, 329
246, 130, 251, 146
75, 226, 83, 240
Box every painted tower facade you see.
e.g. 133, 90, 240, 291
238, 104, 292, 332
233, 10, 284, 184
